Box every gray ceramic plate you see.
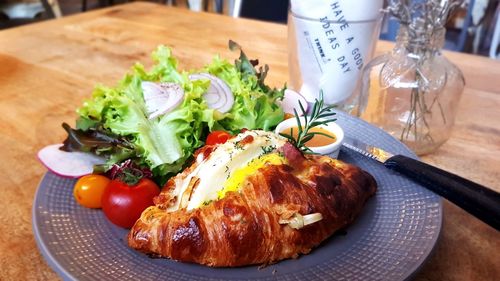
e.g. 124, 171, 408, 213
32, 111, 442, 281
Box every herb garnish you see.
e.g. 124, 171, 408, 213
261, 145, 276, 155
279, 92, 337, 153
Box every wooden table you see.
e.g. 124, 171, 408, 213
0, 2, 498, 280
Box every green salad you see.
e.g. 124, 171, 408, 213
61, 41, 285, 185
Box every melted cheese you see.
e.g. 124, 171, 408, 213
218, 153, 286, 199
169, 130, 287, 212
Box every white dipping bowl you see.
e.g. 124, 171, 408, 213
275, 117, 344, 158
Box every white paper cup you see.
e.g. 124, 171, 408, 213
288, 8, 382, 116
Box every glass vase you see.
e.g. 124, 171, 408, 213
360, 25, 465, 155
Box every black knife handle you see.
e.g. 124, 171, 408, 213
384, 155, 500, 231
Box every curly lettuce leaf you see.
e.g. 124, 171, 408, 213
75, 46, 214, 178
202, 41, 285, 133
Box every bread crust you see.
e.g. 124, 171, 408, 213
128, 146, 377, 267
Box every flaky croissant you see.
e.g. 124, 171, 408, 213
128, 131, 376, 267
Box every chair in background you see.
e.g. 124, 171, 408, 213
1, 0, 61, 19
489, 4, 500, 58
0, 0, 61, 29
176, 0, 222, 13
81, 0, 114, 12
446, 0, 476, 52
169, 0, 238, 16
230, 0, 240, 17
40, 0, 61, 18
203, 0, 222, 13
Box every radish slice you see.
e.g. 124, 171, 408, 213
37, 144, 106, 178
189, 73, 234, 113
141, 81, 184, 119
279, 89, 309, 114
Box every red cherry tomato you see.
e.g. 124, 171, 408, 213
101, 178, 160, 228
206, 130, 232, 145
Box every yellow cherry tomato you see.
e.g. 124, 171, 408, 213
73, 174, 110, 208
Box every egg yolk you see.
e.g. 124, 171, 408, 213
217, 153, 286, 199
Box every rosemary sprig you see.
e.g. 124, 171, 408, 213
279, 91, 337, 153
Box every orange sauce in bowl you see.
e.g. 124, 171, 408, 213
281, 126, 336, 147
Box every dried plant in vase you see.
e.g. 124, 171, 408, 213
360, 0, 466, 155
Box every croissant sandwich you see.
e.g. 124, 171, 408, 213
128, 130, 377, 267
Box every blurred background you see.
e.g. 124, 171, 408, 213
0, 0, 499, 58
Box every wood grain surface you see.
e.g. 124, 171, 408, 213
0, 2, 498, 280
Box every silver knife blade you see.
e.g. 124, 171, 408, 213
342, 136, 394, 163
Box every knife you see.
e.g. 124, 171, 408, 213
342, 136, 500, 231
